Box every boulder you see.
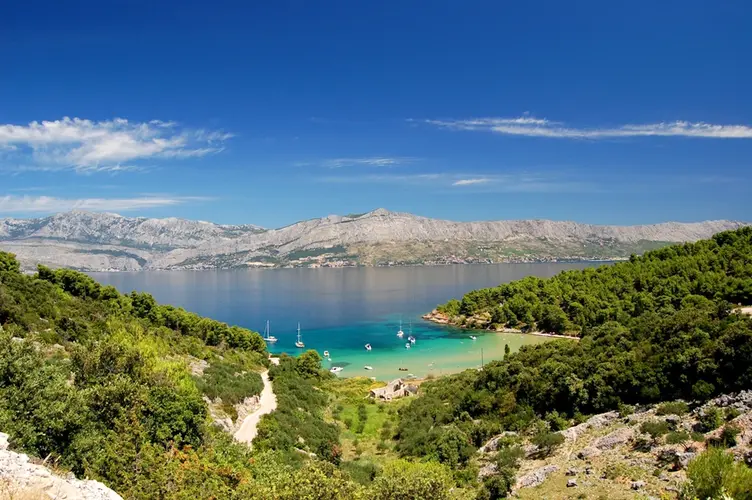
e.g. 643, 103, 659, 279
565, 468, 578, 476
515, 465, 559, 490
593, 427, 634, 450
566, 479, 578, 488
478, 462, 498, 479
559, 411, 620, 442
577, 446, 602, 459
631, 480, 646, 490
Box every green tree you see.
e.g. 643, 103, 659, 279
296, 350, 323, 377
370, 460, 454, 500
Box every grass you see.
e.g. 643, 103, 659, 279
324, 376, 409, 462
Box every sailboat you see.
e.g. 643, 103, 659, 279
396, 319, 404, 338
295, 323, 305, 348
365, 343, 372, 351
405, 342, 411, 349
407, 321, 416, 344
263, 320, 277, 344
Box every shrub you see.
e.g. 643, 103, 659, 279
656, 401, 689, 416
708, 424, 741, 448
698, 407, 724, 432
641, 420, 670, 439
690, 431, 705, 442
666, 431, 690, 445
618, 403, 635, 417
683, 447, 752, 500
531, 432, 565, 458
725, 407, 742, 421
370, 460, 454, 500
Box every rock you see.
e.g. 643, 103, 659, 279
559, 411, 620, 442
577, 446, 602, 459
678, 452, 696, 469
478, 462, 498, 479
565, 468, 578, 476
522, 443, 539, 458
0, 431, 123, 500
593, 427, 634, 450
631, 480, 646, 490
664, 415, 682, 427
585, 467, 593, 475
515, 465, 559, 490
567, 479, 578, 488
478, 431, 518, 454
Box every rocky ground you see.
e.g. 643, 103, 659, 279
477, 391, 752, 499
0, 433, 122, 500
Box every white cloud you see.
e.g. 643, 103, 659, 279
319, 173, 595, 192
421, 116, 752, 139
319, 157, 417, 168
0, 117, 231, 172
0, 195, 207, 214
452, 178, 491, 186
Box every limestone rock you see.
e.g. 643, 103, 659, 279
0, 432, 122, 500
566, 479, 578, 488
631, 480, 646, 490
593, 427, 634, 450
515, 465, 559, 490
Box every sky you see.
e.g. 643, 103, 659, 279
1, 0, 751, 227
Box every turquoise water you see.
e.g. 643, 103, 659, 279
90, 263, 601, 380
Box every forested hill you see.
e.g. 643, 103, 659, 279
395, 227, 752, 497
433, 226, 752, 336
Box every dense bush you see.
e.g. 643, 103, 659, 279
641, 421, 671, 439
683, 447, 752, 500
656, 401, 689, 416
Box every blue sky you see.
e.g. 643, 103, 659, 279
1, 0, 751, 227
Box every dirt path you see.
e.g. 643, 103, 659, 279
233, 370, 277, 447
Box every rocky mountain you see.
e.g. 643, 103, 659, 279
0, 209, 747, 271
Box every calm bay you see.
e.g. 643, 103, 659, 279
90, 262, 603, 380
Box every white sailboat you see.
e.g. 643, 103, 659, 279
295, 323, 305, 348
408, 321, 416, 344
263, 320, 277, 344
405, 342, 411, 349
365, 343, 372, 351
396, 319, 404, 338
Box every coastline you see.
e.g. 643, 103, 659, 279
421, 309, 580, 341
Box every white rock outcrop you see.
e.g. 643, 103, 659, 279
0, 432, 122, 500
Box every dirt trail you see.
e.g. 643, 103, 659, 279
233, 370, 277, 446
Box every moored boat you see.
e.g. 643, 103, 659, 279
365, 343, 372, 351
295, 323, 305, 348
263, 320, 278, 344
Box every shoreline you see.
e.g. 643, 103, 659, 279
421, 310, 580, 341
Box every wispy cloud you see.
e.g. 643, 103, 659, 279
452, 178, 491, 186
419, 116, 752, 139
319, 172, 596, 193
299, 157, 418, 168
0, 117, 232, 173
0, 195, 208, 214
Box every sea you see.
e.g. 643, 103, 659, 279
89, 262, 603, 381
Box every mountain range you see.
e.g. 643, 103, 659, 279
0, 209, 747, 271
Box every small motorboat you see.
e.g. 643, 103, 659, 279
365, 343, 372, 351
330, 366, 343, 373
405, 342, 411, 349
398, 367, 408, 371
470, 335, 477, 340
364, 365, 373, 370
323, 350, 330, 358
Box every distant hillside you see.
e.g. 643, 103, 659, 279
0, 209, 747, 271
